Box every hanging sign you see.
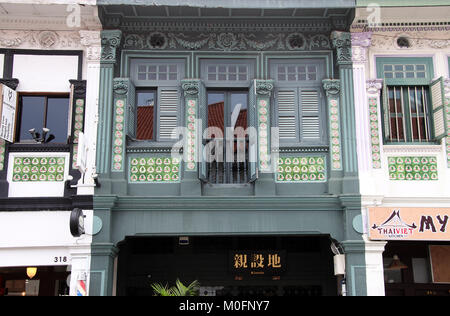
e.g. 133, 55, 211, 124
0, 84, 18, 143
230, 251, 286, 276
368, 207, 450, 241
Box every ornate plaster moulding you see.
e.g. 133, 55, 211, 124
121, 31, 333, 52
0, 30, 84, 50
367, 31, 450, 51
366, 79, 383, 96
383, 145, 443, 155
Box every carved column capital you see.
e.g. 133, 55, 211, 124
366, 79, 383, 96
181, 79, 201, 97
101, 30, 122, 64
331, 31, 352, 66
255, 79, 275, 96
322, 79, 341, 98
351, 32, 372, 64
113, 78, 129, 95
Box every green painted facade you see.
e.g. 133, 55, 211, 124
91, 2, 367, 296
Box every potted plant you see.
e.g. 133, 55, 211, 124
151, 279, 200, 296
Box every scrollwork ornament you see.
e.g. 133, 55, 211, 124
322, 79, 341, 98
255, 80, 275, 96
181, 80, 201, 97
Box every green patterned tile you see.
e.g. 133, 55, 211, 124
276, 156, 326, 183
129, 157, 181, 183
388, 156, 438, 181
12, 157, 66, 182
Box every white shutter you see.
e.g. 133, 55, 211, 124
277, 89, 298, 141
158, 87, 179, 141
300, 89, 321, 141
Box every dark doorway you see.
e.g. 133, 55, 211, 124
116, 235, 337, 296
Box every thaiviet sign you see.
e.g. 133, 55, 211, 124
368, 207, 450, 241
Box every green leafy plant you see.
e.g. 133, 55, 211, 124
151, 279, 200, 296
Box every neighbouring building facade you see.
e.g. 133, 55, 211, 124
90, 0, 374, 297
352, 0, 450, 296
0, 1, 101, 296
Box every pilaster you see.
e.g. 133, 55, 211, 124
180, 79, 202, 196
331, 31, 359, 194
323, 79, 342, 194
89, 243, 119, 296
254, 80, 276, 196
96, 30, 122, 192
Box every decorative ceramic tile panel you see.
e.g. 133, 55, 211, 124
388, 156, 438, 181
258, 99, 270, 172
368, 97, 382, 169
129, 157, 181, 183
112, 99, 126, 172
72, 98, 85, 169
328, 99, 342, 170
185, 99, 197, 171
276, 156, 326, 183
0, 139, 5, 171
12, 157, 66, 182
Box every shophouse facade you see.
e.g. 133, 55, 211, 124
352, 0, 450, 296
0, 1, 102, 296
89, 0, 382, 297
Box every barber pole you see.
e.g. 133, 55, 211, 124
77, 280, 87, 296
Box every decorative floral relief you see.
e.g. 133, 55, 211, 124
368, 97, 382, 169
185, 99, 197, 171
123, 32, 330, 51
276, 156, 327, 183
129, 157, 181, 183
112, 99, 126, 172
72, 99, 85, 169
12, 157, 65, 182
388, 157, 438, 181
328, 99, 342, 170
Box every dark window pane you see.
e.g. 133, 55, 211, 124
19, 96, 45, 142
230, 93, 248, 130
46, 97, 70, 143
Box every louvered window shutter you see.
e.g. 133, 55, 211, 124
158, 87, 180, 141
127, 80, 137, 139
382, 81, 391, 141
430, 77, 448, 141
198, 82, 208, 181
277, 88, 299, 142
300, 89, 322, 142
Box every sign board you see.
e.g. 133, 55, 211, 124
230, 251, 286, 276
368, 207, 450, 241
0, 84, 18, 143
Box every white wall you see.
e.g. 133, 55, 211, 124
0, 210, 92, 267
13, 54, 79, 92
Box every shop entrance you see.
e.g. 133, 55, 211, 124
0, 266, 70, 296
116, 235, 337, 296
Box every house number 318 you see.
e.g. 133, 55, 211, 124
54, 256, 68, 263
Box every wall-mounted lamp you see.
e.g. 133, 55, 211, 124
28, 128, 55, 143
26, 267, 37, 279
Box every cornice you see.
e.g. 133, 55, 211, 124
0, 15, 101, 32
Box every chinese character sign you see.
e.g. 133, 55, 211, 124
230, 251, 286, 276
